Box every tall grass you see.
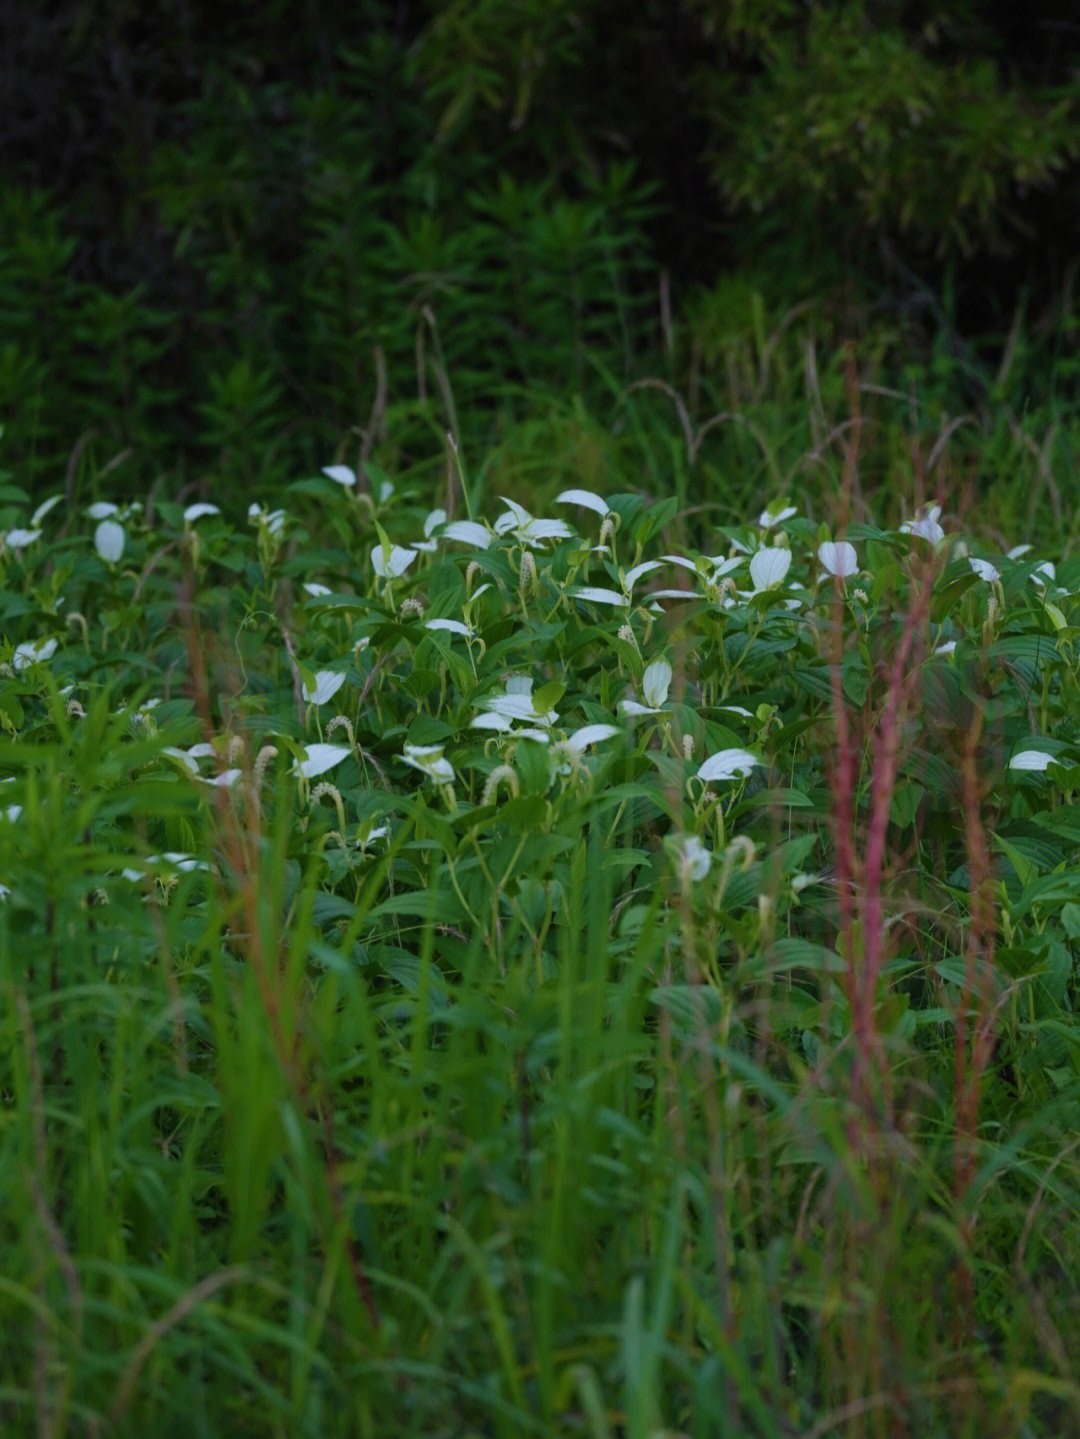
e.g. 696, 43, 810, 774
2, 387, 1080, 1437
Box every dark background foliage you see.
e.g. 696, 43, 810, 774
2, 0, 1078, 506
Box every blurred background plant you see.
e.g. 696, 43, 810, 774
1, 0, 1078, 529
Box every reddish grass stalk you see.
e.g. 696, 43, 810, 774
179, 578, 381, 1332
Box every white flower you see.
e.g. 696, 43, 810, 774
94, 520, 125, 563
302, 670, 346, 705
749, 547, 792, 593
555, 489, 611, 518
371, 544, 417, 579
293, 744, 351, 779
184, 503, 221, 523
968, 557, 1000, 583
1008, 750, 1055, 772
402, 743, 455, 783
698, 748, 760, 782
322, 465, 358, 488
902, 505, 944, 543
818, 541, 858, 578
5, 528, 41, 550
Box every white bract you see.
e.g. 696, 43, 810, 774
902, 505, 944, 543
371, 543, 416, 579
698, 748, 760, 782
441, 519, 492, 549
818, 541, 858, 578
302, 670, 347, 705
248, 503, 287, 537
293, 744, 351, 779
673, 833, 711, 881
322, 465, 357, 488
749, 547, 792, 593
968, 557, 1000, 583
555, 489, 611, 518
5, 528, 41, 550
11, 637, 57, 671
494, 497, 573, 545
619, 657, 672, 717
402, 744, 455, 783
425, 618, 473, 637
759, 503, 798, 529
1009, 750, 1055, 772
565, 723, 620, 751
94, 520, 126, 563
184, 503, 221, 523
574, 560, 663, 609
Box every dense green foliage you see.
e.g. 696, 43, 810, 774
2, 466, 1080, 1434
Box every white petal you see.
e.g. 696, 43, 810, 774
698, 748, 760, 782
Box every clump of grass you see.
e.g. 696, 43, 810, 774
1, 435, 1080, 1436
